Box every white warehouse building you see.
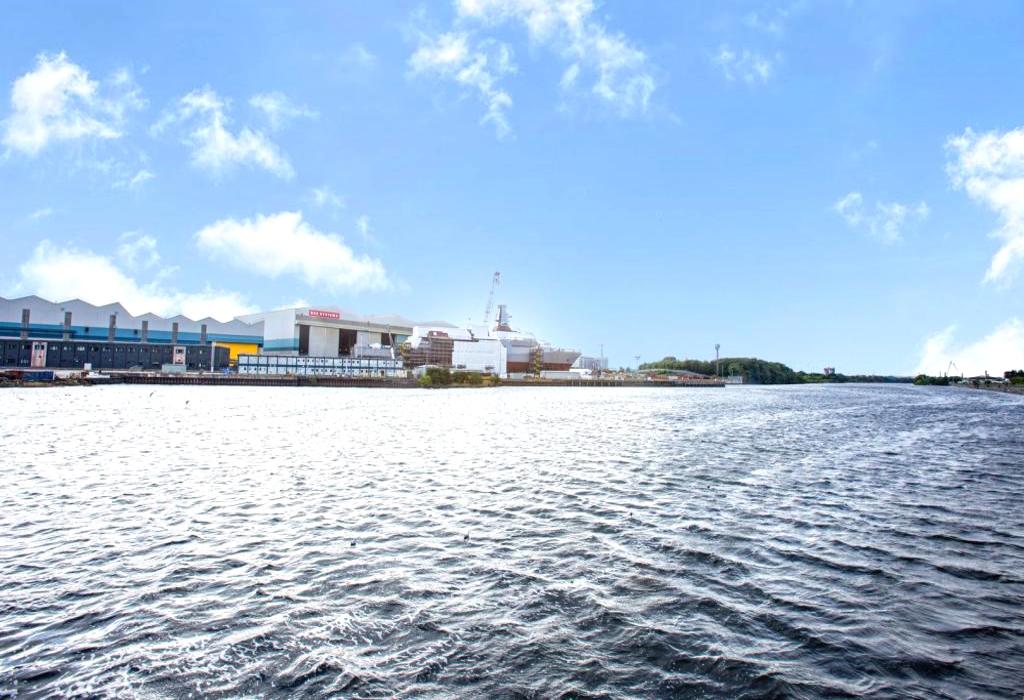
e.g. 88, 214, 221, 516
237, 306, 452, 358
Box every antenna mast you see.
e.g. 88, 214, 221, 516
483, 272, 500, 326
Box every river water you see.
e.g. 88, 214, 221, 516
0, 384, 1022, 698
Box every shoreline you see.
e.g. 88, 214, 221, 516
952, 382, 1024, 396
1, 371, 726, 389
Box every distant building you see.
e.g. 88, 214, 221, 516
823, 367, 836, 376
573, 355, 608, 372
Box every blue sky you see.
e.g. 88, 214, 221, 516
2, 1, 1023, 375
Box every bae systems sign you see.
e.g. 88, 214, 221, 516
308, 309, 341, 320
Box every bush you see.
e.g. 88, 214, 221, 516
424, 367, 451, 386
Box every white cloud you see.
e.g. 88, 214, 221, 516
410, 0, 656, 134
2, 52, 144, 155
195, 211, 389, 292
27, 207, 53, 221
117, 231, 160, 269
249, 92, 317, 130
834, 191, 929, 244
114, 168, 155, 190
410, 32, 515, 137
9, 240, 255, 322
914, 319, 1024, 377
153, 87, 294, 179
275, 298, 310, 311
946, 126, 1024, 284
310, 185, 346, 209
715, 44, 779, 84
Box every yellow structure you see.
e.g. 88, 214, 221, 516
214, 342, 261, 364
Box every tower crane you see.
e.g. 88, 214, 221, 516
483, 272, 500, 326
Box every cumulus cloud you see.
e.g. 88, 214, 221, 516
9, 240, 255, 321
834, 191, 929, 244
195, 211, 389, 292
914, 319, 1024, 377
410, 32, 515, 137
249, 92, 317, 130
714, 44, 779, 84
946, 126, 1024, 284
153, 87, 294, 179
410, 0, 656, 134
2, 52, 144, 155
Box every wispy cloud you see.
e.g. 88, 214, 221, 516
714, 44, 779, 84
27, 207, 53, 221
410, 0, 657, 135
249, 92, 317, 130
117, 231, 160, 269
410, 32, 515, 138
114, 168, 155, 191
195, 211, 390, 292
340, 43, 378, 70
834, 191, 929, 244
310, 185, 346, 210
2, 52, 144, 156
355, 214, 376, 244
153, 87, 294, 179
946, 126, 1024, 285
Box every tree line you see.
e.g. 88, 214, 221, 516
639, 356, 912, 385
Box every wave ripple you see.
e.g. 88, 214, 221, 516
1, 384, 1022, 697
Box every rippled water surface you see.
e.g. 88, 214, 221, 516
1, 384, 1023, 698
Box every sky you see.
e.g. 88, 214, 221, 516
1, 0, 1023, 376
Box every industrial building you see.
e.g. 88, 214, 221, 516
0, 295, 262, 370
2, 339, 230, 371
1, 295, 263, 352
1, 291, 581, 381
236, 306, 451, 357
403, 326, 508, 376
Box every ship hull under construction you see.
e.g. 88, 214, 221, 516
497, 338, 580, 373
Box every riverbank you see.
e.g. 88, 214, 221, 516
953, 382, 1024, 396
1, 370, 726, 389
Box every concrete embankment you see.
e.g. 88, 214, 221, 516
953, 382, 1024, 396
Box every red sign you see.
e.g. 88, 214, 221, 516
308, 309, 340, 320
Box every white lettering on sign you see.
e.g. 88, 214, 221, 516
308, 309, 340, 320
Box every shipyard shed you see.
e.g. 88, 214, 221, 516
237, 306, 453, 358
0, 296, 259, 369
2, 339, 230, 371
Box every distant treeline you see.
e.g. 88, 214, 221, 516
640, 357, 912, 385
